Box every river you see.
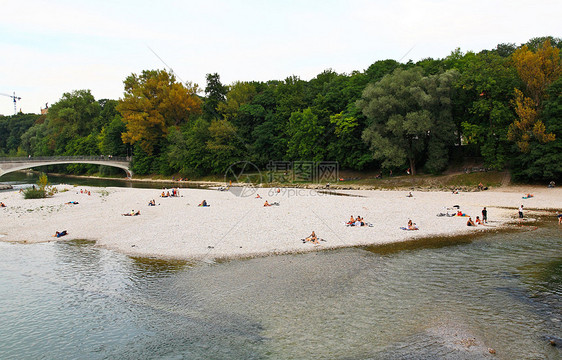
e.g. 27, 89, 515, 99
1, 173, 561, 359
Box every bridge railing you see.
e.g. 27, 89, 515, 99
0, 156, 131, 162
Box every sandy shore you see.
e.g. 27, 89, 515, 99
1, 185, 560, 260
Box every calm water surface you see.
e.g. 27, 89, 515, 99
1, 224, 560, 359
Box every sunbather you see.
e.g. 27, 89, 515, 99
407, 219, 419, 230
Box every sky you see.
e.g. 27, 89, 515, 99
0, 0, 560, 115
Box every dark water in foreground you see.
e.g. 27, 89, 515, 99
1, 225, 561, 359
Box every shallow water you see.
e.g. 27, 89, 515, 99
1, 223, 560, 359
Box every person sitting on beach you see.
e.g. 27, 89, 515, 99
348, 215, 355, 225
407, 192, 413, 197
264, 200, 271, 207
407, 219, 419, 230
161, 191, 166, 197
475, 216, 483, 225
558, 212, 562, 225
305, 231, 318, 244
0, 202, 6, 207
549, 181, 555, 188
198, 200, 208, 207
148, 199, 156, 206
356, 216, 365, 226
467, 217, 476, 227
478, 182, 484, 191
54, 230, 68, 238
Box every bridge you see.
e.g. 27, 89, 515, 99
0, 156, 133, 178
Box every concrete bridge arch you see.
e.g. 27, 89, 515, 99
0, 156, 133, 178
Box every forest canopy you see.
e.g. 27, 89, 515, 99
1, 36, 561, 182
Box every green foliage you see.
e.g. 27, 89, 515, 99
3, 36, 561, 183
204, 73, 227, 120
22, 173, 55, 199
359, 67, 458, 174
286, 108, 326, 161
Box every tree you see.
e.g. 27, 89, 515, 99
117, 69, 201, 155
203, 73, 227, 120
508, 40, 560, 152
511, 78, 562, 181
358, 67, 458, 174
455, 50, 521, 169
286, 108, 326, 161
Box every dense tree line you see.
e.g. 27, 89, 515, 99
0, 36, 560, 182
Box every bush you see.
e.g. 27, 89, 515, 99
22, 172, 56, 199
23, 187, 47, 199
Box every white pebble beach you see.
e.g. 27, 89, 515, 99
1, 185, 560, 260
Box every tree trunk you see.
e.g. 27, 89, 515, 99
409, 157, 416, 176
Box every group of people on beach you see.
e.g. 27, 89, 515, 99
148, 199, 157, 206
347, 215, 368, 227
79, 189, 91, 196
161, 188, 180, 198
466, 207, 488, 227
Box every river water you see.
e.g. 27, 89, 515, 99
1, 174, 561, 359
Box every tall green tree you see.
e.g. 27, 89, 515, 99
359, 67, 458, 174
203, 73, 227, 120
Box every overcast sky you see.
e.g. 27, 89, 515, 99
0, 0, 560, 115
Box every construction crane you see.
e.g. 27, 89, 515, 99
0, 92, 21, 115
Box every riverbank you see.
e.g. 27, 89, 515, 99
0, 185, 560, 260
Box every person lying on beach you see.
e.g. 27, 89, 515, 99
198, 200, 209, 207
256, 194, 262, 199
452, 189, 459, 194
467, 217, 476, 226
54, 230, 68, 238
122, 210, 141, 216
0, 202, 6, 207
407, 219, 419, 230
65, 201, 79, 205
525, 193, 534, 198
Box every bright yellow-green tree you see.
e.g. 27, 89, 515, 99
508, 40, 560, 152
117, 69, 201, 154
